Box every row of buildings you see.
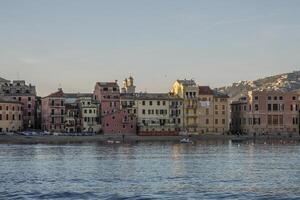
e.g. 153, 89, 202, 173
0, 76, 299, 135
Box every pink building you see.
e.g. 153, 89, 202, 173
41, 89, 66, 132
231, 90, 300, 135
94, 81, 136, 134
0, 78, 37, 129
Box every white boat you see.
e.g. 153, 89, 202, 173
180, 138, 192, 143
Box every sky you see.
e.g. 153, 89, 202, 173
0, 0, 300, 96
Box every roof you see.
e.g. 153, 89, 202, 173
96, 82, 119, 87
0, 77, 10, 82
177, 79, 196, 86
121, 92, 182, 100
0, 96, 22, 104
44, 89, 64, 98
199, 86, 214, 95
213, 90, 229, 98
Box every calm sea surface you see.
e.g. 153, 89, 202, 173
0, 140, 300, 200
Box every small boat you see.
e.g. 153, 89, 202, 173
180, 138, 192, 143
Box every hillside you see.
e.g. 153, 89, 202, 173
216, 70, 300, 101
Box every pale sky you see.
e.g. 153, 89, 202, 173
0, 0, 299, 96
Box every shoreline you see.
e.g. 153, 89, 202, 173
0, 134, 300, 144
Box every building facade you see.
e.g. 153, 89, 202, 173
0, 78, 37, 129
171, 80, 199, 134
231, 90, 300, 135
0, 97, 23, 133
78, 96, 101, 133
41, 89, 66, 132
135, 93, 183, 136
94, 81, 136, 134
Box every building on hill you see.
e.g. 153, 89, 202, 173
0, 78, 37, 130
230, 90, 300, 135
0, 97, 23, 133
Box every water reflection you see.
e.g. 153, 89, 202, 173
0, 142, 300, 199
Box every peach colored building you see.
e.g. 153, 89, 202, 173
231, 90, 300, 135
0, 97, 23, 133
198, 86, 229, 134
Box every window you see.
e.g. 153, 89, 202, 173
215, 119, 218, 124
89, 109, 92, 113
222, 119, 225, 124
28, 97, 31, 101
273, 104, 278, 111
279, 96, 283, 100
19, 115, 21, 120
162, 101, 166, 106
254, 96, 258, 100
84, 109, 87, 114
142, 101, 145, 105
0, 114, 2, 120
268, 104, 272, 111
274, 96, 277, 100
61, 100, 64, 106
268, 96, 272, 100
142, 109, 145, 114
157, 101, 160, 106
6, 114, 9, 120
206, 109, 209, 115
0, 106, 2, 110
51, 109, 54, 115
292, 96, 296, 100
206, 119, 209, 124
28, 104, 31, 109
28, 112, 31, 116
149, 101, 152, 106
19, 97, 22, 101
61, 117, 64, 123
6, 106, 8, 111
61, 109, 64, 115
254, 104, 259, 111
51, 117, 54, 123
12, 115, 15, 120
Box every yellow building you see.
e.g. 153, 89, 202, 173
135, 93, 183, 135
171, 79, 198, 134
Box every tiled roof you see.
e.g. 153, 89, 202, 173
199, 86, 214, 95
121, 92, 182, 100
45, 90, 64, 98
